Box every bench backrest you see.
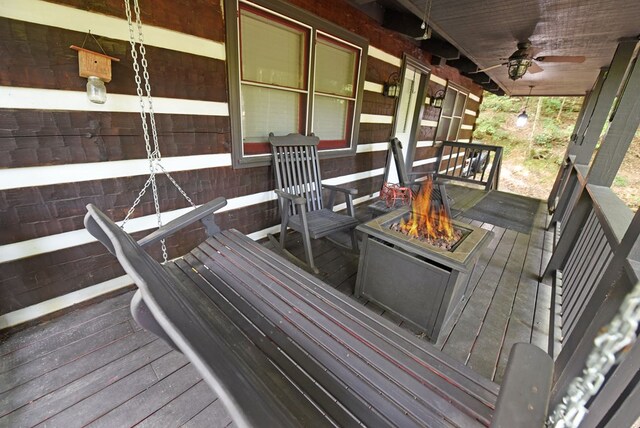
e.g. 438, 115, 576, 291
435, 141, 503, 191
83, 204, 315, 428
269, 133, 324, 216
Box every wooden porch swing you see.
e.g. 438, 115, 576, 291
84, 1, 639, 427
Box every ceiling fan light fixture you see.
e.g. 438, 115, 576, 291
508, 57, 532, 80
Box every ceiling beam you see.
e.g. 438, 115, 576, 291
465, 71, 491, 84
420, 39, 459, 60
382, 9, 423, 39
447, 56, 478, 73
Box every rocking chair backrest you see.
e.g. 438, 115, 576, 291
390, 137, 410, 187
269, 133, 324, 216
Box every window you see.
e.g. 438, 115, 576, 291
435, 85, 468, 142
226, 0, 368, 167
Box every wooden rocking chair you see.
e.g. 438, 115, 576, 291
269, 133, 359, 273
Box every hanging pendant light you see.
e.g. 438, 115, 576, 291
417, 0, 433, 40
516, 85, 534, 127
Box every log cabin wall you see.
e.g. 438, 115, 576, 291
0, 0, 482, 320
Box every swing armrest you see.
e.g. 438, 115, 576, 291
138, 197, 227, 248
491, 343, 553, 427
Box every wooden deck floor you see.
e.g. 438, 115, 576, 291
0, 184, 553, 427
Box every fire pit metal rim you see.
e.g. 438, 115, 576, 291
356, 206, 493, 273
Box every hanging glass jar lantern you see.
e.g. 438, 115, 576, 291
86, 76, 107, 104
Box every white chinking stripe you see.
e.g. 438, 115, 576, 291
412, 151, 460, 168
465, 109, 477, 117
461, 124, 474, 130
364, 81, 383, 94
469, 93, 481, 102
367, 46, 402, 67
416, 140, 434, 148
0, 86, 229, 116
356, 142, 389, 153
458, 138, 471, 143
412, 156, 438, 167
0, 154, 233, 191
0, 0, 225, 60
0, 190, 384, 328
429, 75, 447, 86
360, 114, 393, 124
421, 120, 438, 127
0, 169, 385, 263
0, 275, 134, 330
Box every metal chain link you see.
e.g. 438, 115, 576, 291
122, 0, 197, 262
547, 280, 640, 427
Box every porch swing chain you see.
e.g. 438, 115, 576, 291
547, 280, 640, 428
121, 0, 196, 262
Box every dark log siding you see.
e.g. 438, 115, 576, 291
0, 0, 482, 315
361, 88, 396, 117
0, 110, 230, 168
53, 0, 225, 41
0, 19, 227, 101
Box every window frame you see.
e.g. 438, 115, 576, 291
225, 0, 369, 168
434, 82, 468, 143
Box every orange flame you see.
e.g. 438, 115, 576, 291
399, 178, 455, 242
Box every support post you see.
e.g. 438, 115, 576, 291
573, 40, 637, 165
586, 53, 640, 187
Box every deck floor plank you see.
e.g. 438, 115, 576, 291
0, 292, 132, 356
0, 320, 133, 395
467, 231, 531, 380
0, 305, 132, 373
441, 229, 518, 363
87, 364, 202, 428
0, 331, 164, 426
136, 380, 217, 428
181, 398, 233, 428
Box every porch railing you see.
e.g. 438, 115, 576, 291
435, 141, 503, 191
543, 161, 638, 424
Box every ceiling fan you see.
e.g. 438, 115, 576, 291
474, 42, 586, 80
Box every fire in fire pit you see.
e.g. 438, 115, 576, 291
388, 179, 466, 251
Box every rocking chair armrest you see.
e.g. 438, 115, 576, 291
138, 197, 227, 248
322, 183, 358, 196
274, 189, 306, 206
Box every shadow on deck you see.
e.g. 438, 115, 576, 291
0, 184, 553, 426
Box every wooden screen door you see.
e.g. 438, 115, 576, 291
386, 57, 430, 184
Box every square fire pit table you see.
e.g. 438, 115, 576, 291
355, 206, 493, 342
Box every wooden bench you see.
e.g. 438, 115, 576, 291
84, 199, 553, 427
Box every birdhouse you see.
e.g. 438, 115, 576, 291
70, 45, 119, 82
70, 45, 119, 104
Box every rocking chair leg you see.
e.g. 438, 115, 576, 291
298, 211, 319, 274
350, 229, 358, 252
279, 221, 288, 249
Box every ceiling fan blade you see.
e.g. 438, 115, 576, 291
535, 55, 586, 63
472, 63, 507, 73
528, 62, 544, 74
